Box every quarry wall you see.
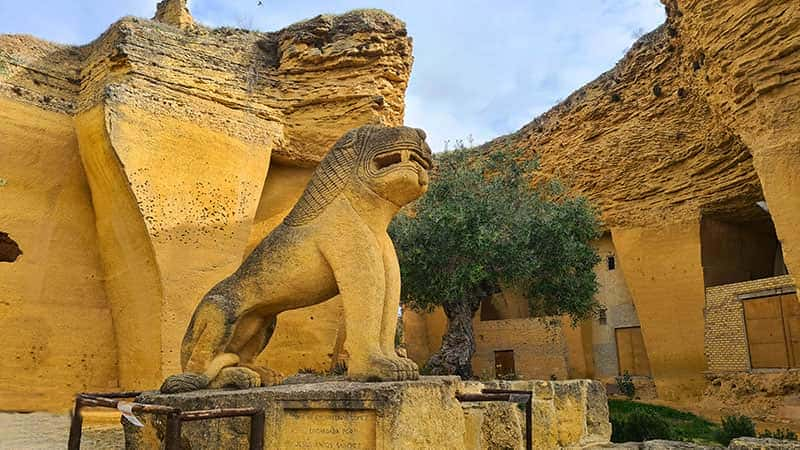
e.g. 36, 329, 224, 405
0, 6, 413, 410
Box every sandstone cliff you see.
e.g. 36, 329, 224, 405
0, 5, 412, 410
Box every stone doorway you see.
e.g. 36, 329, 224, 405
743, 293, 800, 368
615, 326, 651, 376
494, 350, 515, 378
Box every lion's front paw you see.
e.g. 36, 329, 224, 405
242, 364, 284, 386
397, 357, 420, 380
348, 354, 417, 382
208, 366, 261, 390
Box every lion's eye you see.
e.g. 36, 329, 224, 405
374, 152, 402, 170
409, 153, 430, 170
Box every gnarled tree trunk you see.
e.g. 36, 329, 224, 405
425, 296, 481, 378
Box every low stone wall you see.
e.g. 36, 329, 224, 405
466, 379, 612, 449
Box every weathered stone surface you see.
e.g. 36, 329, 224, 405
480, 379, 612, 449
0, 6, 413, 410
729, 437, 800, 450
0, 98, 118, 411
153, 0, 194, 29
125, 377, 466, 449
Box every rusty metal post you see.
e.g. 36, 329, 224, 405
459, 389, 534, 450
249, 409, 265, 450
67, 396, 84, 450
164, 412, 183, 450
524, 397, 532, 450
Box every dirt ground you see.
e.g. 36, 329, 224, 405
0, 412, 123, 449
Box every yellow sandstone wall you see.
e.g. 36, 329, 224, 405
612, 222, 707, 399
74, 105, 164, 391
0, 99, 118, 410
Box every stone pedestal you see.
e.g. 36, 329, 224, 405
124, 376, 466, 450
123, 376, 612, 449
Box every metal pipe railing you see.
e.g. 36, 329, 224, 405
67, 391, 265, 450
456, 388, 533, 450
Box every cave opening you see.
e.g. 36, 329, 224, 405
700, 203, 787, 287
0, 232, 22, 263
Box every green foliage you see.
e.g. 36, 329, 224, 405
609, 400, 720, 444
389, 145, 601, 321
714, 415, 756, 446
615, 371, 636, 399
611, 409, 671, 442
760, 428, 798, 441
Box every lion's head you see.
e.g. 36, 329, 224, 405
284, 125, 432, 226
355, 125, 432, 206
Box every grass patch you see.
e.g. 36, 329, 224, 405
609, 399, 721, 444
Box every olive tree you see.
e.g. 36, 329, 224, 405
389, 146, 600, 377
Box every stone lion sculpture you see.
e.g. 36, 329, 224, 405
161, 125, 432, 393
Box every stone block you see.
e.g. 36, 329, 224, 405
472, 379, 611, 449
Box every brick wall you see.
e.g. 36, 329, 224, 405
704, 275, 796, 372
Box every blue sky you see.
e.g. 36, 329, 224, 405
0, 0, 665, 151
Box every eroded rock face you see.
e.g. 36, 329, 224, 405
153, 0, 194, 29
479, 22, 759, 229
0, 6, 413, 410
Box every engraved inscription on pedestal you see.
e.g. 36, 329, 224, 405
278, 409, 377, 450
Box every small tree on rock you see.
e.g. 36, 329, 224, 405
389, 146, 600, 378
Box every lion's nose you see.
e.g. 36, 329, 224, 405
418, 170, 429, 187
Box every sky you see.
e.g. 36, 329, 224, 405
0, 0, 665, 151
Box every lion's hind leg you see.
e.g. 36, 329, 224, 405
213, 314, 284, 388
160, 297, 239, 393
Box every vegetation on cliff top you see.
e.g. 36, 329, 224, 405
389, 145, 600, 377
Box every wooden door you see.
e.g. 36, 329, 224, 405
615, 327, 652, 376
743, 296, 789, 368
781, 293, 800, 368
494, 350, 515, 377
